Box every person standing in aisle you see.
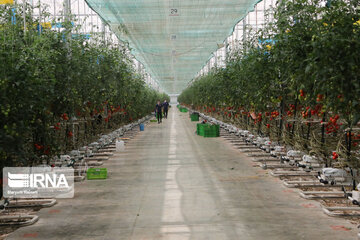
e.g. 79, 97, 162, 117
163, 99, 169, 119
155, 100, 163, 124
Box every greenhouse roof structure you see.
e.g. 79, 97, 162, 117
85, 0, 261, 94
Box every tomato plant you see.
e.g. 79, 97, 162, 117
0, 3, 169, 175
179, 0, 360, 167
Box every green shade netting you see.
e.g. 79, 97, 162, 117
85, 0, 260, 94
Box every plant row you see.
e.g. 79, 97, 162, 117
0, 3, 169, 167
179, 0, 360, 168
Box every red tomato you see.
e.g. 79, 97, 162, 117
67, 131, 73, 137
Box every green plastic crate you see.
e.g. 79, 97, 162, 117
197, 123, 209, 136
180, 107, 188, 113
196, 123, 202, 135
203, 125, 216, 137
196, 123, 219, 137
203, 129, 219, 137
87, 168, 107, 180
190, 114, 199, 121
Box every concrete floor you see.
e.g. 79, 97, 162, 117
8, 109, 357, 240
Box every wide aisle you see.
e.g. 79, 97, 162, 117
8, 109, 356, 240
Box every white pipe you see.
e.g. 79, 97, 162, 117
8, 199, 56, 208
23, 0, 26, 34
0, 215, 39, 226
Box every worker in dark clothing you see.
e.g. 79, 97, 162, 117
155, 100, 163, 123
163, 100, 169, 119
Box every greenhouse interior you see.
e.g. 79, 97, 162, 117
0, 0, 359, 239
